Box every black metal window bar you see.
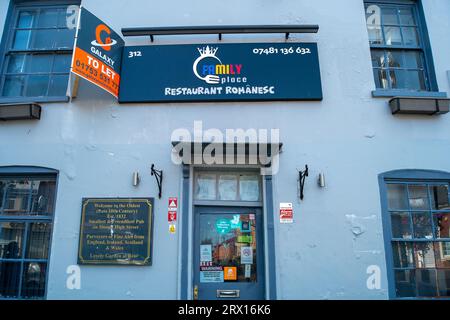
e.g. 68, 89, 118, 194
121, 25, 319, 41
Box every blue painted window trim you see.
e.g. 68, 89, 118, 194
378, 169, 450, 300
0, 0, 79, 104
0, 96, 69, 104
0, 165, 58, 300
179, 165, 189, 299
365, 0, 445, 97
0, 165, 58, 175
264, 174, 277, 299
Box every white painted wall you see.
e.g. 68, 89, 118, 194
0, 0, 449, 299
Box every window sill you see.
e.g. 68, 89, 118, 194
372, 90, 448, 98
0, 96, 70, 104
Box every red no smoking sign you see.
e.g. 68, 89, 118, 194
168, 211, 177, 222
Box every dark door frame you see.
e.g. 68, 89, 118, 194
179, 164, 277, 299
193, 206, 265, 300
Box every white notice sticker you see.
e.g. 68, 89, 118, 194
280, 202, 293, 223
245, 264, 251, 278
241, 246, 253, 264
200, 244, 212, 262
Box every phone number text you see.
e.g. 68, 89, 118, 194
253, 46, 311, 55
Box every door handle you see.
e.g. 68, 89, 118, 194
193, 285, 199, 300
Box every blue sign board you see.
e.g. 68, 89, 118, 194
119, 43, 322, 103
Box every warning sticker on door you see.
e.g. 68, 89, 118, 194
241, 220, 250, 233
237, 235, 253, 243
240, 246, 253, 265
200, 266, 224, 283
230, 215, 241, 229
215, 219, 232, 234
200, 244, 212, 262
245, 264, 251, 278
224, 266, 237, 281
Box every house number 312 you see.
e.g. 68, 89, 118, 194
128, 51, 142, 58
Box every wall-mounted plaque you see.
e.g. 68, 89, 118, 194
78, 198, 154, 265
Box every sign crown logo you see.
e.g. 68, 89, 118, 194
197, 46, 218, 57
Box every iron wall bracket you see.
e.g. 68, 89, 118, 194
151, 164, 163, 199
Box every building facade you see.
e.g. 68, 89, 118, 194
0, 0, 449, 300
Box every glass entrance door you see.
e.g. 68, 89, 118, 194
193, 206, 265, 300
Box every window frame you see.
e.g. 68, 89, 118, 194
440, 242, 450, 260
193, 169, 263, 207
379, 169, 450, 300
0, 165, 58, 300
0, 0, 79, 104
365, 0, 444, 97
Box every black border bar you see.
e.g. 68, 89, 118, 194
121, 25, 319, 41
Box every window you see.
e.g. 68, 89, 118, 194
194, 172, 261, 202
381, 172, 450, 298
365, 1, 436, 93
0, 2, 79, 101
0, 172, 56, 299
